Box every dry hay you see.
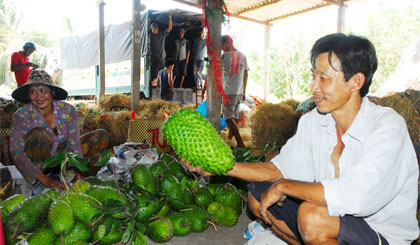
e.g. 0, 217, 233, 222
136, 99, 180, 120
183, 104, 197, 110
99, 94, 131, 111
250, 102, 297, 152
106, 111, 132, 147
368, 93, 420, 150
282, 98, 301, 112
221, 127, 252, 148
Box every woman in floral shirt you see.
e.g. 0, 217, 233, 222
10, 70, 108, 191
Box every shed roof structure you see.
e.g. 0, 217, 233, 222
171, 0, 357, 25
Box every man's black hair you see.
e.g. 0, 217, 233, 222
310, 33, 378, 97
165, 59, 174, 67
221, 35, 233, 45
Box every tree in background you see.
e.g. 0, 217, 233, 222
249, 2, 420, 101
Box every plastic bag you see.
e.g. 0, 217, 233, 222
196, 100, 227, 129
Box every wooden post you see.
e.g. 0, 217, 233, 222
263, 24, 271, 102
337, 1, 346, 33
98, 1, 106, 104
131, 0, 142, 112
206, 0, 222, 131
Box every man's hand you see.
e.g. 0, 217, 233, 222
179, 159, 213, 176
259, 180, 287, 225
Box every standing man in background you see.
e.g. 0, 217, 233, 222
174, 28, 190, 88
149, 13, 172, 96
192, 27, 206, 90
11, 42, 39, 87
221, 35, 248, 149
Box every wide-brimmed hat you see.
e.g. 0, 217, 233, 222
12, 70, 68, 104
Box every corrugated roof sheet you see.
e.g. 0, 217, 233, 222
172, 0, 355, 24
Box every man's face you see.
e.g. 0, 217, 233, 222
311, 52, 353, 114
29, 84, 53, 110
25, 48, 35, 57
151, 27, 159, 35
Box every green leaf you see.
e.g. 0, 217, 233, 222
95, 150, 111, 167
97, 224, 106, 239
102, 199, 124, 214
135, 222, 146, 234
121, 222, 134, 243
68, 153, 89, 172
42, 153, 66, 169
159, 154, 177, 165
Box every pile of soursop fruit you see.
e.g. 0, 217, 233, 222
1, 108, 265, 245
0, 153, 247, 245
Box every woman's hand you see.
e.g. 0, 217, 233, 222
37, 173, 66, 192
179, 159, 213, 176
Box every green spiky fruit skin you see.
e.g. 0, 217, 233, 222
215, 184, 242, 216
131, 164, 157, 195
183, 207, 209, 232
48, 200, 75, 235
146, 217, 174, 243
64, 193, 101, 225
45, 188, 60, 201
0, 194, 26, 219
92, 218, 123, 244
72, 180, 91, 193
169, 212, 192, 236
8, 194, 52, 234
194, 188, 213, 209
27, 227, 56, 245
55, 222, 91, 245
207, 202, 238, 227
86, 185, 125, 204
163, 109, 234, 175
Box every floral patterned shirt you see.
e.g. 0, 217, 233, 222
10, 100, 82, 184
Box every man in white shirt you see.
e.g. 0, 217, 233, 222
183, 33, 419, 244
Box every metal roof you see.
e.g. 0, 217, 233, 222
172, 0, 356, 25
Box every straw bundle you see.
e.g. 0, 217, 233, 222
368, 93, 420, 151
282, 98, 301, 112
250, 102, 297, 151
136, 99, 180, 120
107, 111, 132, 147
99, 94, 131, 111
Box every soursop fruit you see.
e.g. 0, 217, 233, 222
146, 217, 174, 243
183, 207, 209, 232
92, 217, 123, 244
65, 193, 101, 225
215, 183, 242, 216
169, 212, 192, 236
207, 202, 238, 227
0, 194, 26, 219
48, 199, 75, 234
55, 222, 91, 245
8, 194, 52, 234
162, 109, 234, 175
131, 164, 157, 195
27, 227, 56, 245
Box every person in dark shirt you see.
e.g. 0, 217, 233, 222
174, 28, 190, 88
149, 13, 172, 95
158, 59, 175, 101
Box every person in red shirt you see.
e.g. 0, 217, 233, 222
11, 42, 39, 86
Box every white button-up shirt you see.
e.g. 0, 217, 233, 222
271, 97, 419, 244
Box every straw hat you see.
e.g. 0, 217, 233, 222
12, 70, 68, 104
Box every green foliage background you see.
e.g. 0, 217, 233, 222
248, 3, 420, 100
